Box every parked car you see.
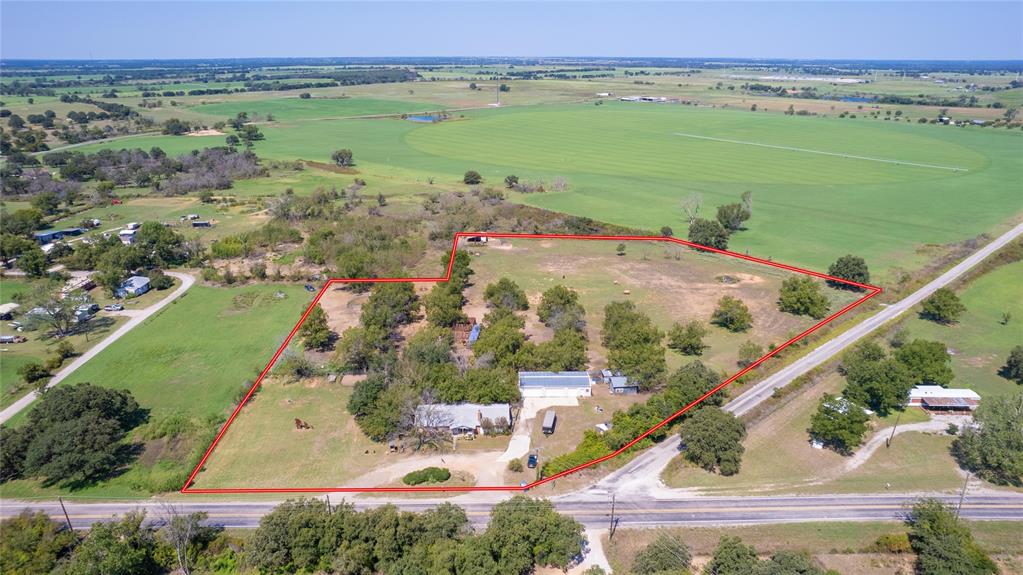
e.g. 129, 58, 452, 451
304, 284, 317, 292
104, 303, 124, 312
527, 453, 538, 469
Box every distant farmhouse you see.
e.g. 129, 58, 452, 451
116, 276, 151, 299
518, 371, 594, 398
415, 403, 512, 435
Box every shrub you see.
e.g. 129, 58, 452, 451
507, 458, 524, 473
463, 170, 483, 185
872, 532, 913, 553
402, 466, 451, 485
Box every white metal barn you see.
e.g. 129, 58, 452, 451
518, 371, 594, 398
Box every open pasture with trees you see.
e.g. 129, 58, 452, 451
901, 260, 1023, 399
66, 99, 1022, 281
463, 237, 859, 376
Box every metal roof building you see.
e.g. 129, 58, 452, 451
908, 386, 981, 411
518, 371, 593, 398
414, 403, 512, 434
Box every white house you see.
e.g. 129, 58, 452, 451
907, 386, 981, 412
115, 276, 151, 299
414, 403, 512, 435
518, 371, 593, 398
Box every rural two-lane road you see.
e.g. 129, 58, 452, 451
0, 271, 195, 425
2, 494, 1022, 529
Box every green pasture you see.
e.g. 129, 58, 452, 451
189, 97, 440, 121
62, 283, 311, 420
902, 261, 1023, 399
0, 283, 312, 498
70, 102, 1023, 279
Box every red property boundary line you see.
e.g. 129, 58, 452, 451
181, 232, 881, 494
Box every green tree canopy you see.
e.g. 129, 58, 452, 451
687, 218, 729, 250
632, 532, 692, 574
705, 535, 759, 575
298, 304, 333, 351
921, 287, 966, 324
716, 202, 750, 232
484, 278, 529, 311
360, 282, 419, 331
711, 295, 753, 332
895, 339, 954, 387
777, 276, 830, 319
678, 406, 746, 475
1000, 345, 1023, 384
907, 498, 998, 575
667, 320, 708, 356
951, 391, 1023, 487
827, 254, 871, 289
809, 394, 870, 455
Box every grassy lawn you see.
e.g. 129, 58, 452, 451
191, 378, 384, 489
604, 521, 1023, 575
62, 283, 311, 421
805, 432, 962, 494
0, 277, 33, 302
900, 261, 1023, 399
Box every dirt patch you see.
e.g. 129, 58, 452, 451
187, 129, 225, 136
136, 434, 190, 468
304, 160, 360, 175
318, 287, 368, 335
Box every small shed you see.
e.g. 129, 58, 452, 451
542, 410, 557, 435
609, 375, 639, 395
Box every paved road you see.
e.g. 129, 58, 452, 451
2, 493, 1021, 529
726, 221, 1023, 417
0, 272, 195, 425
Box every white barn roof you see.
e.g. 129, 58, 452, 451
518, 371, 592, 388
908, 386, 980, 400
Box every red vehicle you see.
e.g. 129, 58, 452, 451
111, 199, 122, 205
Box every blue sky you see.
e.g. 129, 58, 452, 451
2, 1, 1021, 60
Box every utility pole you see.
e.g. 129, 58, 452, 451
58, 497, 74, 534
886, 410, 902, 448
325, 493, 332, 513
956, 470, 972, 519
608, 493, 617, 540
